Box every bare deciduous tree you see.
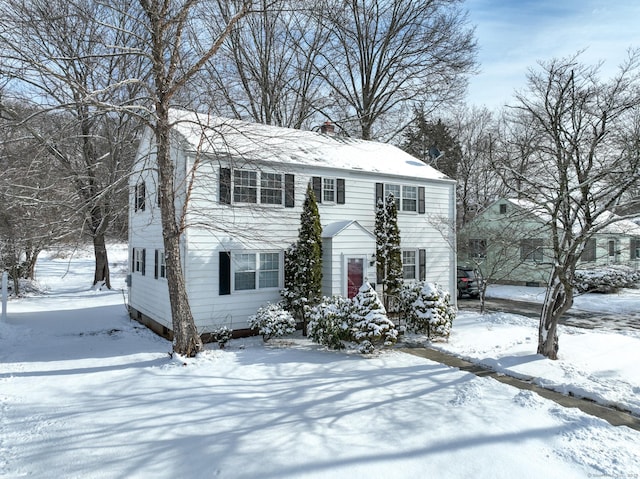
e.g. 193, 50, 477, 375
315, 0, 477, 140
496, 51, 640, 359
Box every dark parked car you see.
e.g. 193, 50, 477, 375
457, 267, 479, 299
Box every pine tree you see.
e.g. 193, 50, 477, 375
281, 183, 322, 334
351, 281, 398, 351
375, 193, 402, 311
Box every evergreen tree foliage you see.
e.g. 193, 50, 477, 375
399, 282, 455, 339
350, 281, 398, 352
280, 184, 323, 331
375, 194, 402, 311
402, 111, 462, 179
307, 296, 353, 350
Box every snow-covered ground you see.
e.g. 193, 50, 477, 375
1, 245, 639, 478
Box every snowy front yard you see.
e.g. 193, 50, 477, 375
1, 246, 639, 478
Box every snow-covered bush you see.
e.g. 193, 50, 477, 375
307, 296, 353, 350
211, 326, 232, 349
350, 282, 398, 349
249, 303, 297, 341
399, 282, 455, 340
574, 266, 640, 293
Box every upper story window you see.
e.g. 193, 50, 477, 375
233, 170, 258, 203
520, 239, 543, 262
260, 172, 283, 205
134, 182, 146, 212
499, 203, 507, 214
379, 183, 424, 213
312, 176, 345, 204
221, 168, 294, 207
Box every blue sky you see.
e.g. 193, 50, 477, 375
465, 0, 640, 109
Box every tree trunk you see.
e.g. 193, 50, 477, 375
156, 107, 203, 357
537, 268, 573, 360
93, 234, 111, 289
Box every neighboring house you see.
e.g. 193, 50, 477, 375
458, 198, 640, 286
128, 109, 456, 338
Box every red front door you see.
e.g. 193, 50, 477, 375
347, 258, 364, 298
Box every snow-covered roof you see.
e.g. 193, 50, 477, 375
168, 109, 450, 182
321, 220, 374, 239
503, 198, 640, 236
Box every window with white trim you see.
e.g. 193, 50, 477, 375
385, 184, 401, 210
402, 186, 417, 212
133, 248, 145, 275
155, 249, 166, 279
233, 170, 258, 203
323, 178, 336, 203
260, 172, 283, 205
469, 239, 487, 259
402, 250, 416, 280
383, 184, 420, 212
232, 252, 281, 291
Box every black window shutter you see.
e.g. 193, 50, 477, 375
312, 176, 322, 203
631, 238, 637, 260
154, 250, 159, 279
134, 185, 139, 212
337, 178, 345, 204
131, 249, 135, 272
418, 187, 425, 214
419, 249, 426, 281
220, 167, 231, 204
141, 249, 146, 276
219, 251, 231, 295
285, 174, 295, 207
375, 182, 384, 206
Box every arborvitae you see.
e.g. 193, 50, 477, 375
375, 193, 402, 311
281, 184, 322, 333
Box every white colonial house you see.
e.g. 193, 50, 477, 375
128, 109, 456, 339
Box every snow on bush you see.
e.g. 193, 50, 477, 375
249, 303, 297, 341
399, 282, 455, 340
574, 265, 640, 293
307, 296, 353, 350
350, 282, 398, 349
210, 326, 232, 349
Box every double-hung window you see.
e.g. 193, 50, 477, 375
401, 186, 418, 212
402, 250, 417, 280
233, 170, 258, 203
385, 184, 401, 210
260, 172, 283, 205
520, 239, 543, 262
233, 252, 281, 291
133, 248, 146, 275
322, 178, 336, 203
469, 239, 487, 259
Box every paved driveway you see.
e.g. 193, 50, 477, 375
457, 297, 640, 333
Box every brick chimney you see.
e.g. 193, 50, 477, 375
320, 120, 335, 135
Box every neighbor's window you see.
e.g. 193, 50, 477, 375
633, 238, 640, 259
580, 238, 596, 262
499, 203, 507, 214
260, 172, 283, 205
233, 252, 281, 291
233, 170, 258, 203
402, 250, 417, 280
469, 239, 487, 259
520, 239, 543, 262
